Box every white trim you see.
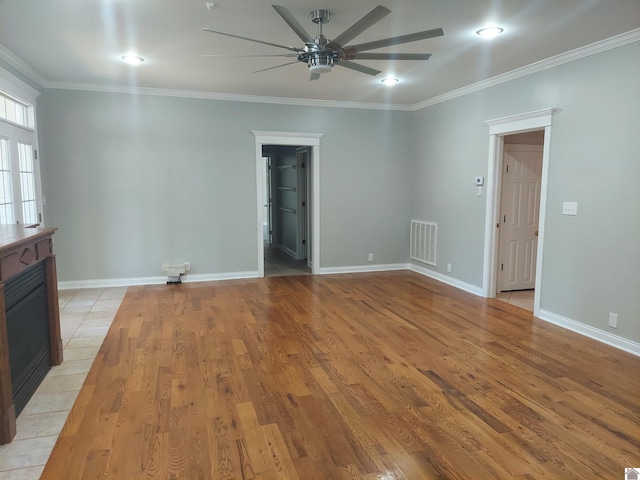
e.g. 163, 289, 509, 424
412, 28, 640, 110
318, 263, 409, 275
0, 45, 47, 90
278, 244, 298, 260
181, 272, 259, 283
253, 131, 323, 143
2, 28, 638, 111
58, 271, 259, 290
538, 309, 640, 358
254, 131, 322, 277
0, 68, 45, 226
0, 66, 40, 105
44, 82, 412, 111
410, 263, 484, 297
486, 108, 556, 133
482, 108, 555, 317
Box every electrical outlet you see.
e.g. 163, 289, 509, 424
446, 263, 452, 273
562, 201, 578, 215
368, 253, 373, 262
185, 262, 191, 272
608, 312, 618, 328
162, 263, 168, 272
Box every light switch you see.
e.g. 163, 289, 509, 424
562, 201, 578, 215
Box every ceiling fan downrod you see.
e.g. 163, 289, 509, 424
307, 9, 334, 74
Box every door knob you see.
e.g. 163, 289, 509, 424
535, 230, 539, 236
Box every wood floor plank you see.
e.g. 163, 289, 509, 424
41, 272, 640, 479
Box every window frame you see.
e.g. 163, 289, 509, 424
0, 68, 43, 226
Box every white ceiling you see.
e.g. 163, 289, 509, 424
1, 0, 639, 107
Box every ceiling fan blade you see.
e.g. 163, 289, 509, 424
202, 28, 302, 53
254, 61, 300, 74
310, 73, 321, 81
330, 5, 391, 48
272, 5, 314, 45
348, 28, 444, 53
203, 54, 298, 58
348, 52, 432, 61
336, 61, 382, 77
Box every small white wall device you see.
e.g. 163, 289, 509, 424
475, 176, 484, 186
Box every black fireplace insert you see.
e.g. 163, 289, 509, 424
4, 261, 51, 416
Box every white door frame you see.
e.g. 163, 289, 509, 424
253, 131, 322, 277
482, 108, 555, 316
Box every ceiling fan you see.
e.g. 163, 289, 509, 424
203, 5, 444, 81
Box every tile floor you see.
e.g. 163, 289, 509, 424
264, 243, 311, 277
495, 289, 535, 311
0, 286, 127, 480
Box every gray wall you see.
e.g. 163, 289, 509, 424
411, 41, 640, 343
36, 91, 413, 281
32, 40, 640, 344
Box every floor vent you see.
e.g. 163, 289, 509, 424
410, 220, 437, 266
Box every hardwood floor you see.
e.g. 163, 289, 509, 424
41, 272, 640, 479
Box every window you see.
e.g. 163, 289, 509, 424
0, 91, 33, 129
19, 142, 37, 224
0, 87, 42, 226
0, 138, 14, 224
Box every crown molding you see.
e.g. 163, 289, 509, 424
412, 27, 640, 111
43, 81, 413, 111
0, 44, 48, 87
2, 27, 638, 112
0, 66, 41, 104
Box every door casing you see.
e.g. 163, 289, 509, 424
253, 131, 322, 277
483, 108, 555, 316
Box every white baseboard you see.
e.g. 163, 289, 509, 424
538, 309, 640, 357
58, 271, 259, 290
58, 267, 640, 358
409, 263, 484, 297
277, 244, 301, 261
318, 263, 409, 275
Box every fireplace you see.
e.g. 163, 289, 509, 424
5, 261, 51, 416
0, 225, 62, 443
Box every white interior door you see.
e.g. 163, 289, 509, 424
498, 144, 542, 292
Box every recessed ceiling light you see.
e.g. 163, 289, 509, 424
476, 27, 504, 39
381, 77, 399, 86
121, 55, 144, 65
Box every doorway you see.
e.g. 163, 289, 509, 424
495, 131, 544, 311
482, 108, 555, 316
262, 145, 311, 277
253, 131, 322, 277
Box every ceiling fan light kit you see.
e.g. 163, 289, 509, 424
309, 53, 334, 74
203, 4, 443, 82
